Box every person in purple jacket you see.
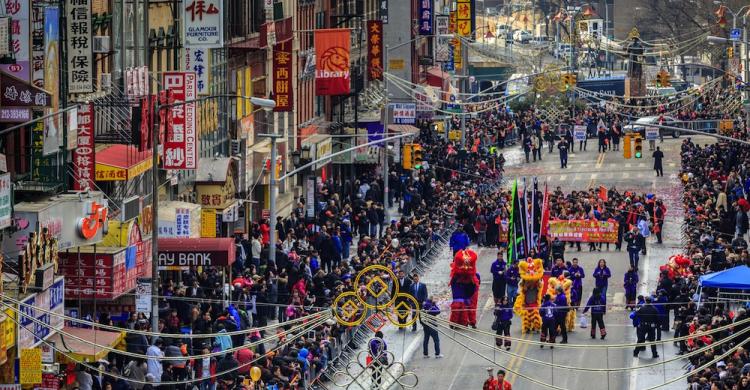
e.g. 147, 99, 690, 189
553, 286, 569, 343
540, 294, 557, 348
493, 296, 513, 350
490, 251, 507, 304
583, 287, 607, 339
624, 266, 639, 310
567, 258, 585, 307
592, 259, 612, 297
504, 260, 520, 305
550, 258, 567, 278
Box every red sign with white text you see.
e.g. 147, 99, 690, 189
73, 103, 95, 190
162, 72, 197, 169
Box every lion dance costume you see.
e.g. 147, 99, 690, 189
547, 275, 576, 332
449, 249, 480, 326
513, 258, 544, 333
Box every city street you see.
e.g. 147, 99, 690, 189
392, 136, 712, 390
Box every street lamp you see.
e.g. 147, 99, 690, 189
254, 99, 280, 267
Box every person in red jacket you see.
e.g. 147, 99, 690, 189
483, 368, 512, 390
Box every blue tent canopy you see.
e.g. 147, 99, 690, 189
699, 265, 750, 289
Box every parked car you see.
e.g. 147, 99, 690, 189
513, 30, 533, 43
623, 115, 680, 138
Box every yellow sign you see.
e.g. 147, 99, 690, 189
433, 121, 444, 133
456, 0, 472, 37
389, 59, 405, 70
196, 169, 236, 209
315, 138, 332, 169
95, 157, 153, 181
236, 68, 244, 119
448, 130, 462, 141
244, 68, 253, 115
201, 208, 217, 238
20, 348, 42, 384
453, 38, 463, 71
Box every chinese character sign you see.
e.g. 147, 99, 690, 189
0, 0, 30, 81
418, 0, 433, 35
175, 208, 191, 237
435, 16, 450, 62
184, 0, 223, 48
31, 5, 44, 88
162, 72, 197, 169
73, 103, 95, 191
0, 173, 10, 229
367, 21, 383, 81
66, 0, 93, 93
184, 48, 211, 95
272, 42, 292, 112
390, 103, 416, 124
314, 29, 351, 96
456, 0, 473, 37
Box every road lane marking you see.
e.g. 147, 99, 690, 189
560, 175, 567, 181
622, 172, 630, 179
507, 333, 531, 384
625, 163, 632, 168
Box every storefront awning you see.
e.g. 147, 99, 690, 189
196, 157, 233, 183
426, 67, 451, 89
387, 125, 420, 133
95, 144, 153, 181
157, 237, 236, 270
48, 327, 125, 363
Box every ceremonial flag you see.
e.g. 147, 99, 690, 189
599, 185, 608, 201
508, 179, 525, 262
540, 183, 550, 237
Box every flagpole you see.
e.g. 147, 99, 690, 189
509, 179, 518, 262
522, 177, 529, 255
531, 177, 537, 249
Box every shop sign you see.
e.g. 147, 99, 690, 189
73, 102, 95, 190
19, 228, 58, 294
315, 137, 332, 169
162, 72, 197, 169
19, 348, 41, 384
66, 0, 93, 93
0, 72, 51, 108
140, 205, 153, 236
0, 173, 10, 229
435, 16, 450, 62
175, 208, 191, 237
0, 0, 30, 81
197, 169, 236, 209
200, 209, 217, 238
390, 103, 416, 124
418, 0, 433, 35
40, 342, 54, 364
18, 278, 64, 350
77, 201, 108, 240
39, 372, 59, 390
272, 42, 292, 111
184, 0, 223, 48
135, 277, 152, 313
158, 251, 224, 269
367, 21, 383, 81
456, 0, 473, 37
94, 157, 153, 181
184, 48, 211, 95
0, 107, 31, 122
3, 308, 15, 351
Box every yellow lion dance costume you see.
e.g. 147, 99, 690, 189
513, 258, 544, 333
547, 275, 576, 332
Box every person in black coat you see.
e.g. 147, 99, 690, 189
633, 296, 660, 358
652, 146, 664, 177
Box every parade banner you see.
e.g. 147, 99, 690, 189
574, 125, 587, 141
315, 29, 351, 96
367, 21, 383, 81
547, 220, 619, 243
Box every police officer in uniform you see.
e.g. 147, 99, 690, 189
633, 296, 660, 358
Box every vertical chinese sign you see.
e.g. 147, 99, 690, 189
272, 42, 292, 112
162, 72, 197, 169
435, 16, 450, 62
73, 102, 95, 190
418, 0, 433, 35
367, 21, 383, 81
0, 0, 30, 81
456, 0, 473, 37
66, 0, 94, 93
183, 0, 223, 48
0, 173, 11, 229
453, 37, 462, 71
185, 48, 211, 95
314, 29, 351, 96
43, 6, 61, 155
31, 3, 44, 88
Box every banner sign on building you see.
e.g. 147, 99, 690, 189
435, 16, 450, 62
184, 48, 210, 95
18, 278, 64, 350
0, 0, 30, 81
0, 173, 10, 229
162, 72, 197, 169
367, 21, 383, 81
453, 38, 462, 71
314, 29, 351, 96
19, 348, 41, 384
272, 42, 292, 112
548, 220, 619, 243
380, 0, 388, 23
391, 103, 416, 124
72, 102, 95, 190
184, 0, 223, 48
456, 0, 473, 37
175, 208, 191, 237
66, 0, 94, 93
418, 0, 433, 35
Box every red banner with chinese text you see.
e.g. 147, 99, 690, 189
367, 21, 383, 81
273, 42, 293, 111
315, 29, 351, 96
73, 102, 95, 190
547, 220, 619, 243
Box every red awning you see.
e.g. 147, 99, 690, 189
426, 67, 451, 89
157, 237, 236, 269
96, 144, 152, 168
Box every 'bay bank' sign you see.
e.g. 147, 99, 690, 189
158, 250, 231, 270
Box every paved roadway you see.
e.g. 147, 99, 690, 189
394, 136, 716, 390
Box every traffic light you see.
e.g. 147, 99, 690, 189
412, 144, 423, 169
402, 144, 414, 170
623, 134, 632, 159
728, 47, 734, 58
634, 136, 643, 158
656, 71, 671, 87
561, 73, 577, 90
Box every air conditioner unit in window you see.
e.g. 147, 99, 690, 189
93, 36, 110, 53
100, 73, 112, 90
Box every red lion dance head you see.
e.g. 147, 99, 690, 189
450, 249, 479, 284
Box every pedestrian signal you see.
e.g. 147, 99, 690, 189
412, 144, 424, 169
623, 134, 632, 159
634, 136, 643, 158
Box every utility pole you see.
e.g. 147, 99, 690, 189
744, 15, 750, 127
383, 44, 390, 225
